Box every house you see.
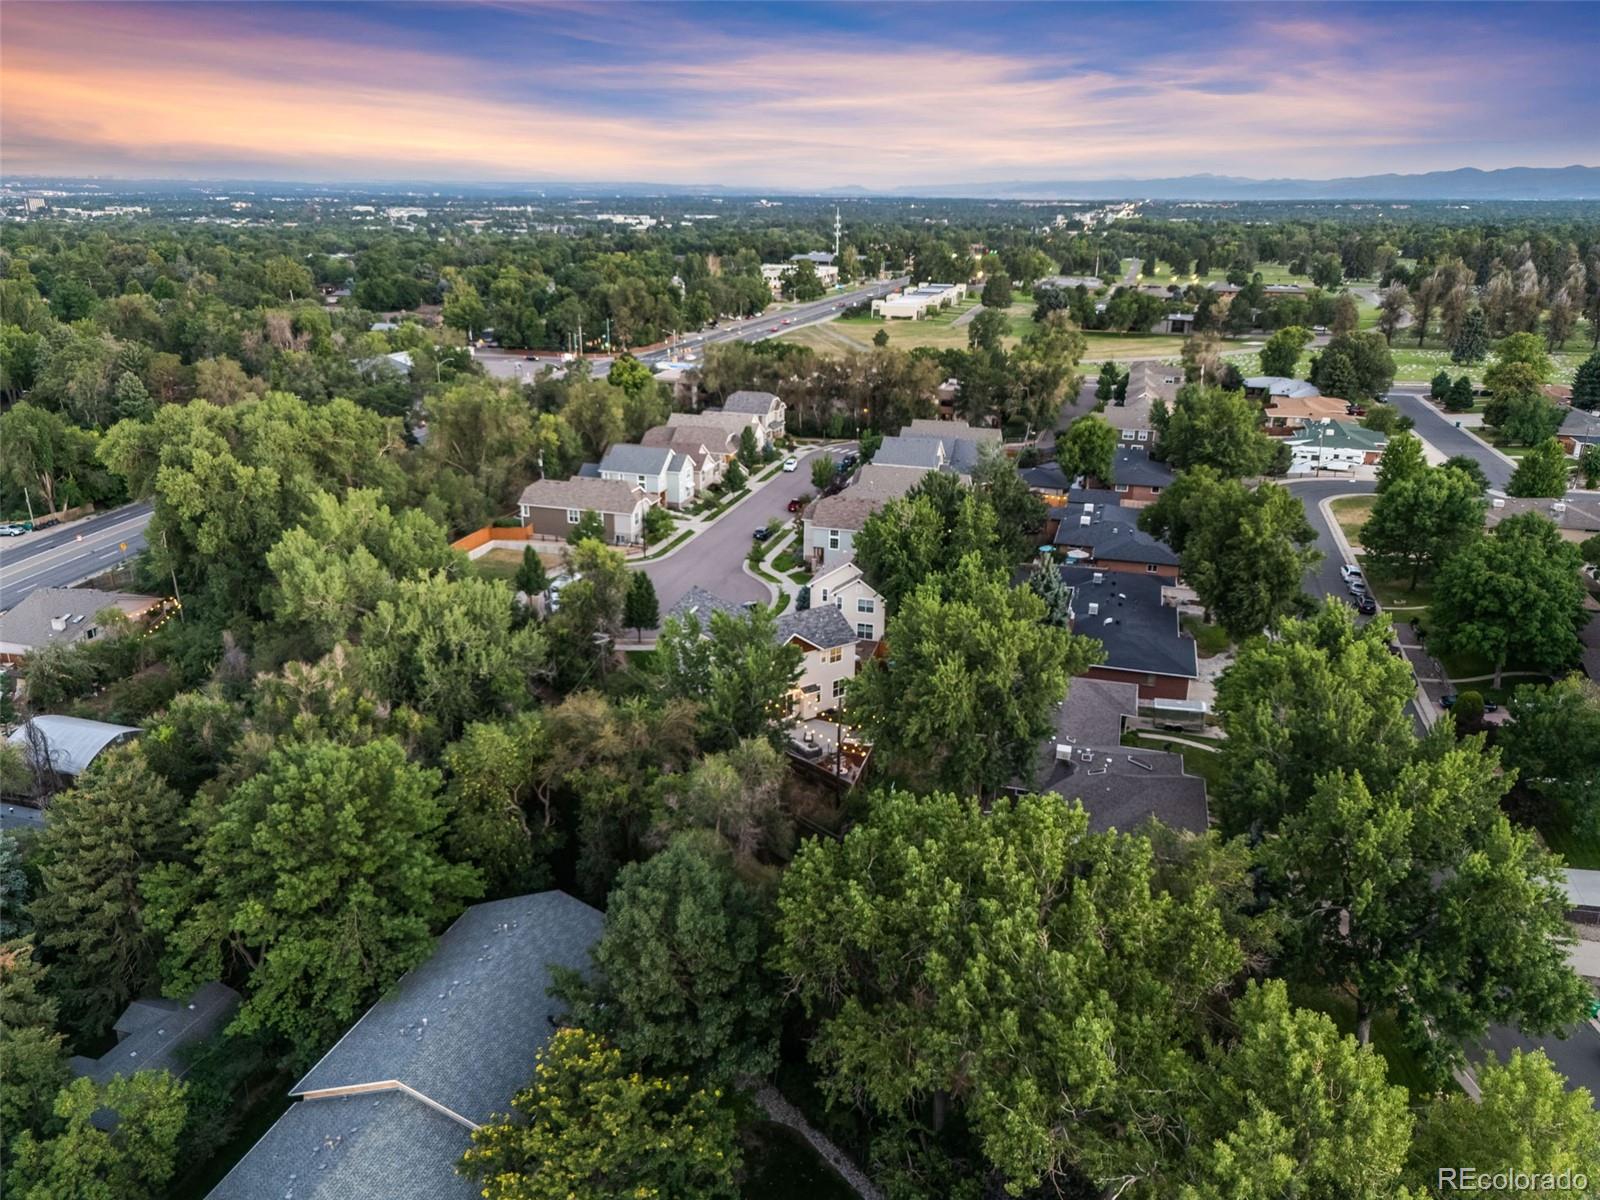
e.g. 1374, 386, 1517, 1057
719, 390, 787, 438
517, 477, 649, 545
1485, 495, 1600, 541
874, 426, 992, 480
642, 421, 740, 462
667, 408, 768, 451
353, 349, 414, 377
807, 561, 886, 644
902, 417, 1001, 448
1263, 393, 1354, 432
1284, 418, 1388, 473
1015, 677, 1208, 833
871, 282, 968, 320
872, 435, 949, 472
1103, 361, 1181, 443
0, 587, 163, 664
6, 715, 141, 780
1085, 445, 1175, 506
1152, 312, 1195, 334
1021, 461, 1075, 505
1053, 564, 1199, 700
853, 462, 933, 498
776, 606, 858, 721
803, 494, 889, 568
1052, 499, 1181, 578
206, 892, 602, 1200
1243, 376, 1321, 404
598, 443, 683, 506
663, 588, 859, 722
1556, 406, 1600, 456
71, 982, 240, 1087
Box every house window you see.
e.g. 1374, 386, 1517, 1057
637, 475, 646, 485
1115, 484, 1129, 493
1146, 563, 1158, 573
856, 598, 875, 614
1136, 430, 1149, 441
566, 509, 581, 523
828, 529, 840, 550
819, 590, 829, 603
1121, 430, 1135, 440
856, 622, 874, 639
826, 646, 843, 663
832, 678, 848, 699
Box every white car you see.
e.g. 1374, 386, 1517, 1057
782, 457, 798, 473
1340, 564, 1365, 585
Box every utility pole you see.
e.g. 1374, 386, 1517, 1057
23, 487, 35, 525
833, 205, 841, 261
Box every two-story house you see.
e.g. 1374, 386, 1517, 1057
517, 477, 649, 545
598, 443, 683, 506
776, 606, 858, 720
807, 561, 886, 644
667, 408, 768, 451
719, 390, 787, 440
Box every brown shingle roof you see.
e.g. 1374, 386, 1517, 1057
805, 493, 888, 531
517, 477, 645, 515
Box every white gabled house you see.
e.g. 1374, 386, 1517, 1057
807, 561, 885, 643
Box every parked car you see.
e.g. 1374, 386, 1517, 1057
0, 523, 27, 537
782, 457, 799, 472
1357, 594, 1378, 615
787, 497, 807, 513
1340, 563, 1365, 585
752, 527, 772, 542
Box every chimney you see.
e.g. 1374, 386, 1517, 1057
50, 615, 68, 633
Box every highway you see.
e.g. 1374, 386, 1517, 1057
0, 503, 153, 612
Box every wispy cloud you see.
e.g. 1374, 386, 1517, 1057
2, 1, 1594, 185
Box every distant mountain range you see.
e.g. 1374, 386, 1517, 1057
868, 166, 1600, 201
8, 165, 1598, 201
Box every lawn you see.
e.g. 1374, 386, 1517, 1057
1537, 818, 1600, 870
1180, 614, 1231, 658
1079, 332, 1192, 362
740, 1121, 857, 1200
1122, 731, 1226, 791
1329, 496, 1375, 547
471, 546, 560, 582
1286, 984, 1453, 1100
1355, 558, 1433, 610
1386, 327, 1595, 384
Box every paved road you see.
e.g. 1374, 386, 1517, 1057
1386, 387, 1515, 491
0, 503, 153, 611
1284, 477, 1373, 601
637, 447, 850, 611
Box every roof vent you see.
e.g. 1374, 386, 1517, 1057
1087, 602, 1099, 616
1092, 571, 1104, 584
1126, 755, 1154, 772
1084, 503, 1094, 513
1079, 514, 1092, 526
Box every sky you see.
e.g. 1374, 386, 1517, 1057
2, 1, 1597, 189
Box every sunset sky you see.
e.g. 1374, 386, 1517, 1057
2, 1, 1596, 188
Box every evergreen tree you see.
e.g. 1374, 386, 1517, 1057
1429, 369, 1451, 400
1572, 349, 1600, 412
0, 938, 69, 1136
623, 571, 660, 639
1450, 308, 1489, 364
1444, 374, 1476, 412
514, 545, 549, 597
29, 748, 186, 1038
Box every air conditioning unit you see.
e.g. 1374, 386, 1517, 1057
1084, 503, 1095, 513
1092, 571, 1104, 584
1491, 498, 1505, 508
1087, 602, 1099, 616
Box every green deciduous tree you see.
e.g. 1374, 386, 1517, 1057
981, 272, 1012, 308
1374, 430, 1428, 492
460, 1027, 740, 1200
441, 714, 556, 899
1430, 513, 1586, 686
1259, 325, 1313, 379
656, 605, 801, 751
0, 403, 107, 515
1484, 331, 1553, 394
553, 834, 777, 1082
1264, 746, 1587, 1071
1311, 332, 1395, 402
144, 738, 480, 1063
358, 571, 546, 739
1055, 412, 1118, 484
1214, 600, 1418, 834
967, 307, 1010, 352
1361, 466, 1486, 587
1506, 437, 1572, 497
1408, 1051, 1600, 1188
1498, 675, 1600, 843
809, 452, 836, 490
566, 508, 605, 545
1157, 385, 1276, 477
29, 748, 186, 1038
849, 555, 1102, 797
1139, 469, 1319, 639
1441, 453, 1489, 491
775, 788, 1246, 1195
4, 1072, 188, 1200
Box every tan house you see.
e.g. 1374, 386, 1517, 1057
719, 390, 787, 438
808, 561, 887, 644
517, 477, 649, 545
0, 587, 162, 665
667, 408, 768, 451
1263, 394, 1352, 431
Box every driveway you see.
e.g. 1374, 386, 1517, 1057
636, 446, 853, 612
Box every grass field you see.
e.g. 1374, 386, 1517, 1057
1386, 326, 1595, 384
1537, 818, 1600, 870
1330, 496, 1375, 547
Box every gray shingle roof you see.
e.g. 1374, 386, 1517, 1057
212, 892, 602, 1200
0, 587, 161, 654
1056, 678, 1140, 746
1560, 406, 1600, 442
7, 716, 141, 777
642, 423, 736, 453
1053, 502, 1180, 566
776, 605, 856, 650
1112, 446, 1175, 489
70, 982, 240, 1086
665, 586, 752, 625
902, 418, 1001, 443
1021, 462, 1074, 494
518, 477, 645, 515
806, 493, 890, 531
1056, 564, 1198, 681
721, 390, 781, 417
599, 443, 673, 476
873, 436, 947, 470
575, 461, 602, 478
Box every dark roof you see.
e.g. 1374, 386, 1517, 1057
1056, 564, 1198, 680
1112, 446, 1175, 489
1560, 406, 1600, 443
665, 586, 751, 625
1021, 462, 1074, 494
70, 982, 240, 1086
873, 436, 946, 470
776, 605, 856, 650
599, 443, 674, 476
1022, 678, 1206, 832
576, 461, 602, 478
207, 1093, 473, 1200
210, 892, 602, 1200
0, 587, 161, 653
1052, 502, 1179, 566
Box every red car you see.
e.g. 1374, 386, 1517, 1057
769, 325, 780, 332
787, 497, 807, 513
